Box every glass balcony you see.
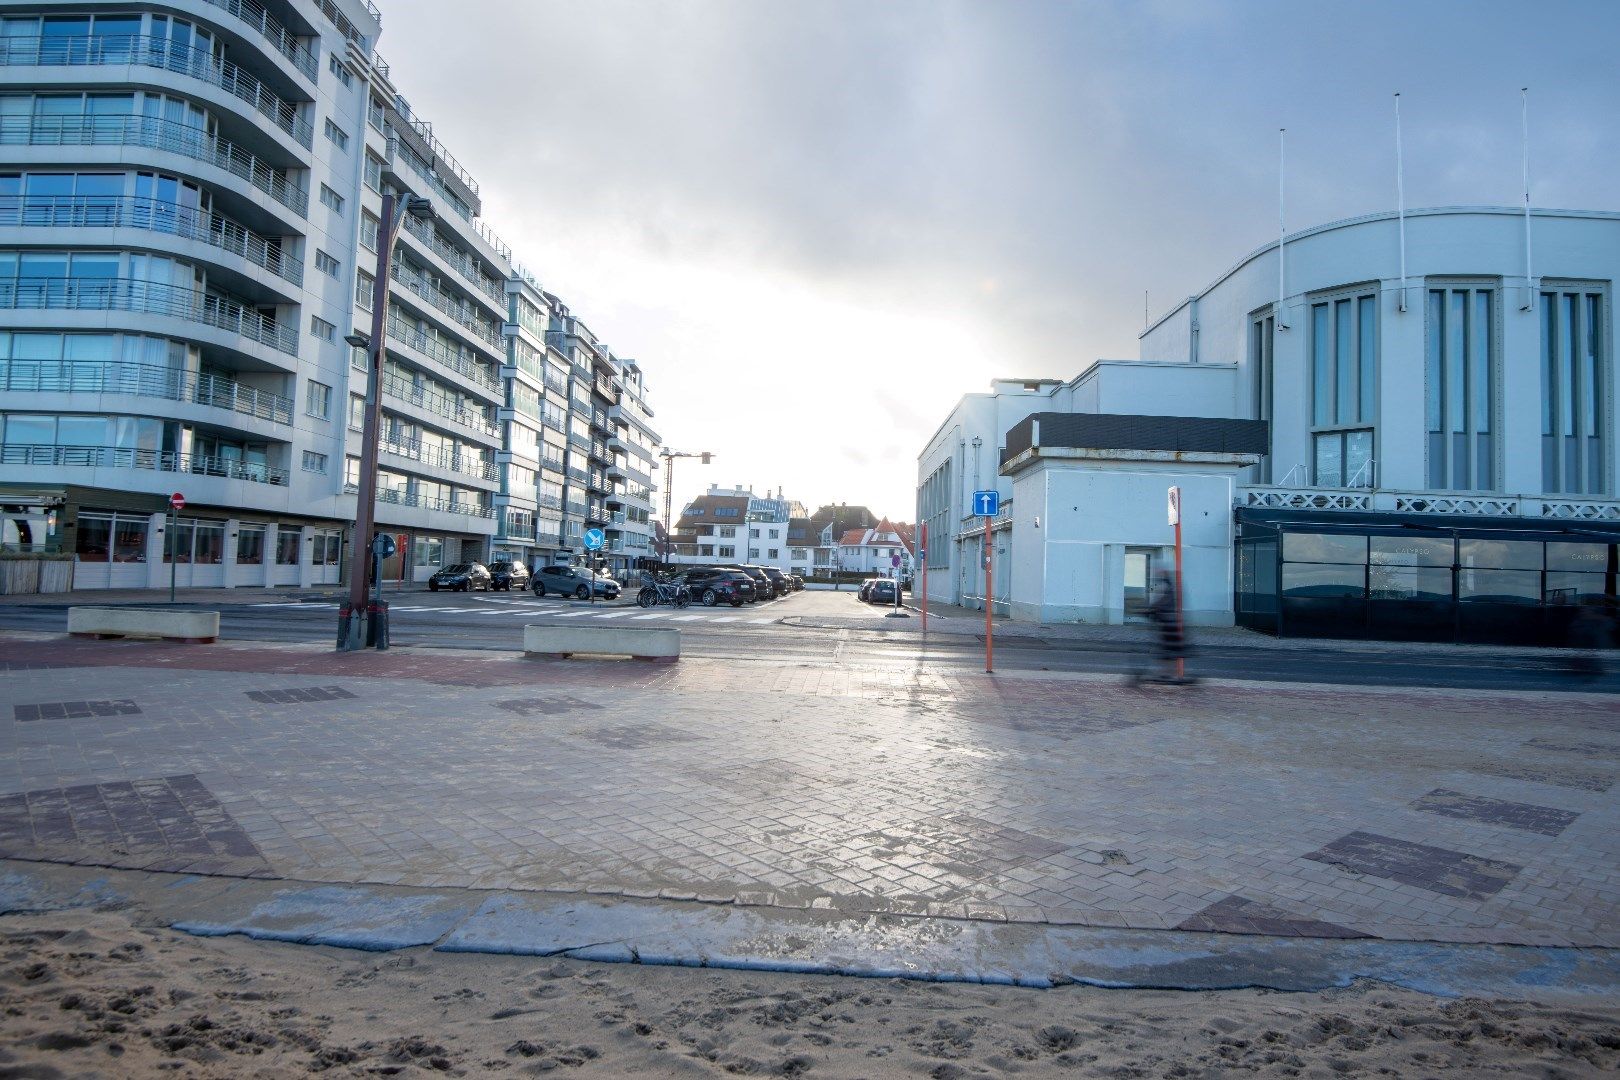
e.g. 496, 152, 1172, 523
380, 371, 498, 438
0, 114, 307, 216
4, 196, 301, 285
375, 487, 493, 518
0, 35, 314, 148
0, 443, 288, 484
0, 277, 297, 355
1, 360, 293, 425
198, 0, 318, 80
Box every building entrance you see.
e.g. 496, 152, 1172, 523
1124, 547, 1157, 621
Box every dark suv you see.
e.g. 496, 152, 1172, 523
428, 562, 492, 592
488, 560, 530, 592
680, 567, 756, 607
724, 565, 774, 601
761, 567, 791, 597
532, 564, 621, 600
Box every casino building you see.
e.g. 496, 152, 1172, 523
918, 205, 1619, 644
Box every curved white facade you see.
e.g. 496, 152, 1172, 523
1142, 207, 1617, 502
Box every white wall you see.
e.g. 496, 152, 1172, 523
1010, 459, 1237, 626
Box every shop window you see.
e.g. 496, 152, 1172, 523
1281, 563, 1365, 598
1540, 286, 1607, 495
1459, 569, 1541, 605
1459, 538, 1543, 571
275, 527, 300, 565
1425, 284, 1498, 490
236, 525, 265, 565
1282, 532, 1366, 564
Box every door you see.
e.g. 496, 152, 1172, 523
1124, 547, 1156, 621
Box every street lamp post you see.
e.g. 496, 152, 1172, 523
658, 447, 712, 565
338, 190, 435, 652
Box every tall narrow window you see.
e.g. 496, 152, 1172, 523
1425, 284, 1497, 490
1249, 309, 1275, 482
1541, 285, 1607, 495
1308, 286, 1377, 487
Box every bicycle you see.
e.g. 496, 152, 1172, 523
636, 576, 690, 609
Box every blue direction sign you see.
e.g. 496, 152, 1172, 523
972, 489, 1000, 517
371, 533, 396, 558
582, 527, 606, 551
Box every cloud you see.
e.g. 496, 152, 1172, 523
376, 0, 1619, 517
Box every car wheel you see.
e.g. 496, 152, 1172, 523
533, 583, 545, 597
429, 582, 438, 592
574, 585, 589, 600
730, 598, 744, 608
702, 589, 718, 607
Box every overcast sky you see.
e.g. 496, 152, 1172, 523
377, 0, 1618, 522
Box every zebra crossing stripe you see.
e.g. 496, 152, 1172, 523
629, 613, 663, 621
748, 618, 775, 624
711, 617, 738, 623
669, 614, 704, 622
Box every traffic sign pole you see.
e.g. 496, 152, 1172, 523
984, 515, 993, 673
920, 531, 928, 632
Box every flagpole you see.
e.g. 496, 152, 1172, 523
1395, 93, 1407, 312
1276, 128, 1289, 328
1521, 88, 1535, 311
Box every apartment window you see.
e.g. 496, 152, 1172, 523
328, 54, 353, 87
324, 118, 349, 151
768, 528, 779, 539
355, 269, 374, 310
718, 545, 735, 558
698, 545, 714, 557
1249, 308, 1276, 483
749, 527, 760, 538
1541, 285, 1607, 495
315, 249, 340, 277
363, 154, 382, 194
305, 380, 331, 418
768, 548, 779, 559
1310, 286, 1377, 487
301, 450, 328, 473
310, 315, 336, 342
1426, 283, 1498, 490
717, 525, 736, 538
348, 394, 365, 431
319, 184, 344, 214
748, 548, 759, 558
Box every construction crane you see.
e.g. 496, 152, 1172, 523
659, 448, 712, 563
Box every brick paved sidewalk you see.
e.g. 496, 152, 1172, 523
1, 633, 1616, 948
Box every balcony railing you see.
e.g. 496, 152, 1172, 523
384, 311, 502, 393
397, 212, 506, 307
542, 371, 568, 396
376, 486, 493, 519
197, 0, 318, 80
380, 371, 499, 437
1241, 485, 1620, 522
390, 258, 504, 349
378, 432, 498, 481
1, 360, 293, 424
0, 443, 288, 484
0, 35, 313, 148
0, 114, 307, 216
3, 196, 301, 285
0, 277, 298, 355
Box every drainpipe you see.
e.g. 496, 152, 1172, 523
1188, 296, 1200, 364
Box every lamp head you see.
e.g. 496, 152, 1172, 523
404, 195, 435, 221
344, 331, 371, 349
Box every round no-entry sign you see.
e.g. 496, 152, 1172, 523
169, 492, 186, 511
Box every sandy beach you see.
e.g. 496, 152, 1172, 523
2, 910, 1616, 1078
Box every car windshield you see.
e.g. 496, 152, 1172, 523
441, 564, 471, 574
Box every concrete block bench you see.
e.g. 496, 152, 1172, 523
523, 623, 679, 663
67, 606, 220, 644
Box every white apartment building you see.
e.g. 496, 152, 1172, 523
0, 0, 659, 588
671, 485, 805, 574
919, 206, 1619, 646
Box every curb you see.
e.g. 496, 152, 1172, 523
4, 859, 1618, 1000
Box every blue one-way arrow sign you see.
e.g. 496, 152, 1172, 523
972, 489, 1000, 517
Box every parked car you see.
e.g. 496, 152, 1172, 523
858, 578, 879, 602
487, 560, 530, 592
428, 562, 492, 592
720, 565, 773, 602
532, 564, 621, 600
679, 567, 756, 607
761, 567, 791, 597
788, 574, 805, 591
866, 578, 899, 605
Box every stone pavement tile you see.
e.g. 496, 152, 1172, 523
1, 639, 1616, 945
1305, 832, 1523, 902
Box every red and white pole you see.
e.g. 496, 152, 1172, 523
1173, 513, 1185, 682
